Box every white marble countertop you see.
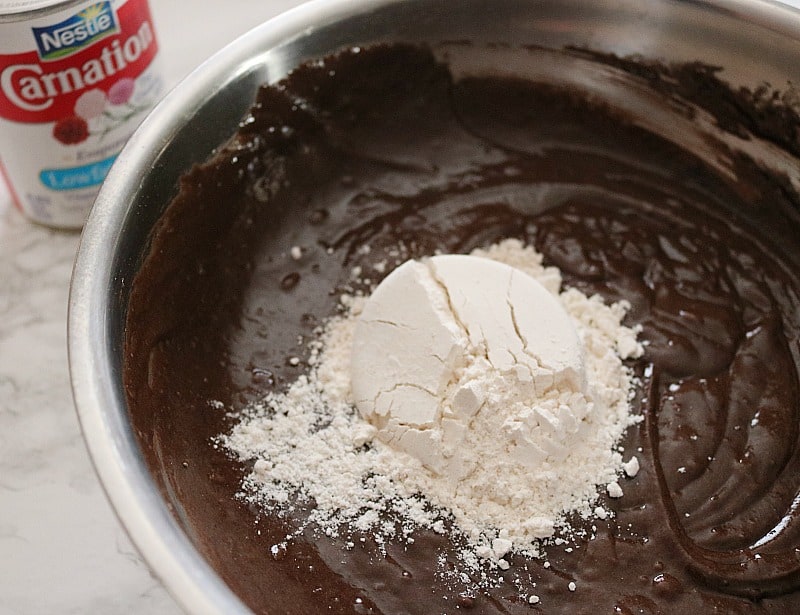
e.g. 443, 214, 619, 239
0, 2, 305, 613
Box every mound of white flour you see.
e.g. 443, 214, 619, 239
220, 239, 643, 566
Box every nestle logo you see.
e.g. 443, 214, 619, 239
32, 2, 118, 61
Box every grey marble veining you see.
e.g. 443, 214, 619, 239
0, 203, 178, 614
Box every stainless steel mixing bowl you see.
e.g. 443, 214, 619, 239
69, 0, 800, 612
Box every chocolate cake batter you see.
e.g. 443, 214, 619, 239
124, 45, 800, 613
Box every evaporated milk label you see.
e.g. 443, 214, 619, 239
0, 0, 162, 227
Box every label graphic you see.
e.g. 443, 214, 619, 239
1, 17, 155, 122
39, 153, 117, 190
0, 0, 162, 227
32, 2, 119, 61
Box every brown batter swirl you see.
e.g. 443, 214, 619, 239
124, 44, 800, 613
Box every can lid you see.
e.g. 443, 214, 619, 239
0, 0, 79, 17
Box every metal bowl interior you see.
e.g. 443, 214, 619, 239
69, 0, 800, 613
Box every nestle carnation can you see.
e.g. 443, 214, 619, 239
0, 0, 162, 228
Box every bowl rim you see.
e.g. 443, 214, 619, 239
68, 0, 800, 613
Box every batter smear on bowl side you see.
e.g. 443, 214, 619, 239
124, 44, 800, 613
